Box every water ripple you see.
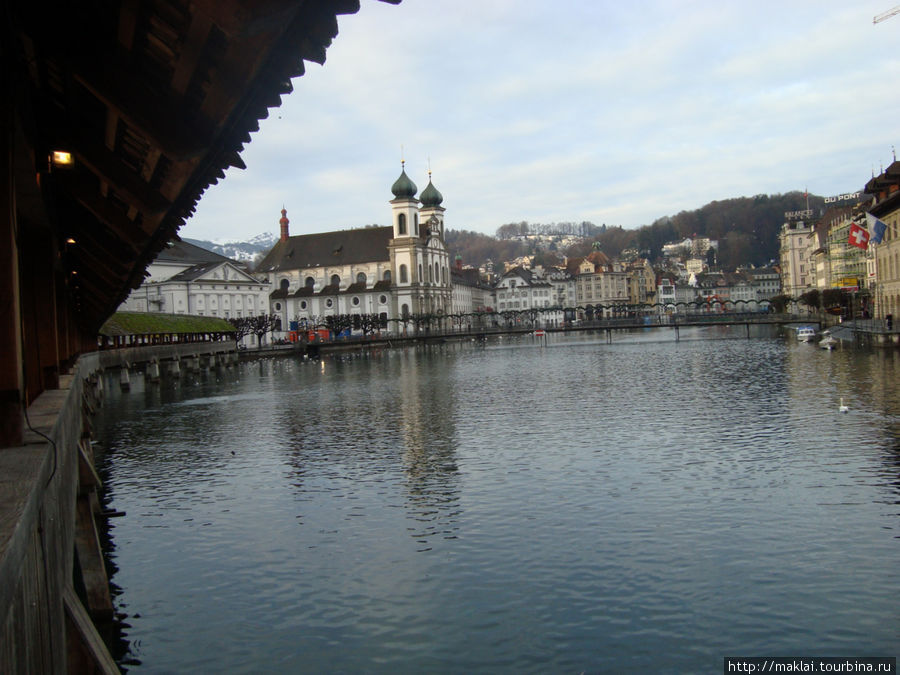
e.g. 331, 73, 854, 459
95, 334, 900, 673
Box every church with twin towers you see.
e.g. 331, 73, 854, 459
257, 161, 453, 332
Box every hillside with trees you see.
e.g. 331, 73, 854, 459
446, 191, 825, 271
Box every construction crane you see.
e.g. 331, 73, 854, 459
874, 4, 900, 23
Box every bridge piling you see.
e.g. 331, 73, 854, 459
118, 366, 130, 392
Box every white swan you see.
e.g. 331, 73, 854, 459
839, 398, 849, 413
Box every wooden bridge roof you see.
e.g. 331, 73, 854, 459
8, 0, 399, 332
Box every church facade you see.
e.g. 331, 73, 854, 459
257, 164, 453, 334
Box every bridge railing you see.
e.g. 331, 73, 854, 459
298, 312, 817, 348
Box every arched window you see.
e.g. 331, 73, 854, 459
414, 213, 419, 236
305, 276, 315, 289
402, 303, 410, 318
330, 274, 341, 287
400, 264, 408, 283
280, 278, 289, 291
419, 264, 423, 282
383, 269, 391, 283
434, 262, 439, 283
398, 213, 407, 235
356, 272, 367, 286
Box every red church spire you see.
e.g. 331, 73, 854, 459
279, 207, 290, 241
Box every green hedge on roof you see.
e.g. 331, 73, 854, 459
100, 312, 236, 336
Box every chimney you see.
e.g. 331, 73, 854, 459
279, 207, 290, 241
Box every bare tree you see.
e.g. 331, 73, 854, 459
229, 314, 278, 346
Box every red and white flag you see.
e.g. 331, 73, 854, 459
848, 222, 870, 250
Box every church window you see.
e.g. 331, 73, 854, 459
275, 303, 282, 311
400, 264, 408, 283
357, 272, 367, 286
326, 298, 333, 308
305, 276, 315, 289
434, 262, 439, 283
419, 264, 423, 281
330, 274, 341, 286
379, 295, 387, 304
402, 304, 410, 318
414, 213, 419, 235
398, 213, 407, 235
383, 269, 391, 282
300, 300, 307, 310
280, 278, 289, 291
352, 296, 360, 306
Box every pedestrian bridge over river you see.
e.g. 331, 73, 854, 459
276, 313, 900, 357
301, 312, 824, 351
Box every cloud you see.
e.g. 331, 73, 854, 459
181, 0, 900, 242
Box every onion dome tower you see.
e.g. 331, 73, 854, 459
418, 170, 445, 241
419, 175, 443, 208
391, 162, 418, 199
390, 160, 419, 238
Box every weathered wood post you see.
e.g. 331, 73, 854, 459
118, 364, 131, 391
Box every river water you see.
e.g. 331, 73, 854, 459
94, 327, 900, 673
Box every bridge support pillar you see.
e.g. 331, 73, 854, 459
146, 359, 160, 383
118, 366, 130, 391
170, 358, 181, 376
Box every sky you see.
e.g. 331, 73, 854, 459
179, 0, 900, 243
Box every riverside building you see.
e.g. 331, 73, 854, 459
257, 164, 453, 334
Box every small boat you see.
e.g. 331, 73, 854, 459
796, 326, 816, 342
818, 331, 838, 350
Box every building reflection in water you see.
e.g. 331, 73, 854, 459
396, 348, 461, 550
278, 348, 461, 548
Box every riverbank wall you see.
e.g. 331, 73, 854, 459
0, 353, 117, 672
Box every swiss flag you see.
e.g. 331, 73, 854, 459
848, 223, 870, 250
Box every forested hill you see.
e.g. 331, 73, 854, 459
635, 191, 824, 267
447, 191, 826, 270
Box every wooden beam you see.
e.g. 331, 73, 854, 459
57, 172, 159, 246
69, 132, 171, 215
116, 0, 140, 50
0, 107, 23, 447
171, 13, 214, 95
72, 65, 215, 161
63, 586, 119, 675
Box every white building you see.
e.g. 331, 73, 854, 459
779, 218, 816, 300
118, 240, 271, 344
256, 164, 453, 335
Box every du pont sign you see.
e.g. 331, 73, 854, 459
824, 192, 861, 204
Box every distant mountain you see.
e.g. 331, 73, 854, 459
183, 232, 277, 265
